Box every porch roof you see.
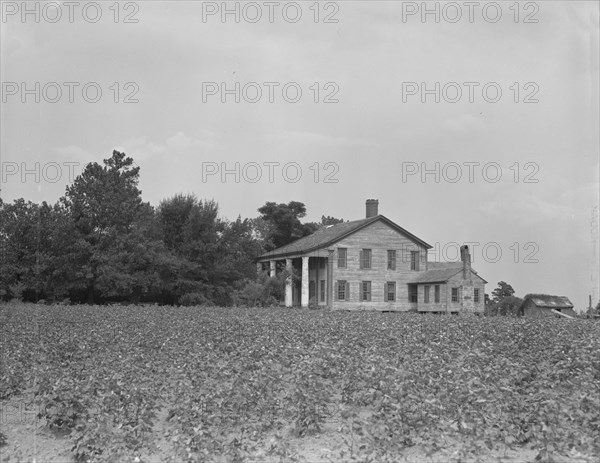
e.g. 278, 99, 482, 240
410, 262, 486, 284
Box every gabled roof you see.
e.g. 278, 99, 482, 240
523, 294, 574, 309
410, 262, 487, 284
258, 215, 431, 260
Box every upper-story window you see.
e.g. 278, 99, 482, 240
410, 251, 420, 271
387, 250, 396, 270
360, 249, 372, 269
338, 248, 347, 268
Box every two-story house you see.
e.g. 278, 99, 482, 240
257, 199, 486, 313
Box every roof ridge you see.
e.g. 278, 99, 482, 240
258, 214, 431, 259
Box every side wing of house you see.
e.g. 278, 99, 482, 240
413, 271, 486, 314
443, 271, 486, 313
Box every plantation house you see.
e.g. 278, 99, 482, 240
257, 200, 487, 313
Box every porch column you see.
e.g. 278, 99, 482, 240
269, 260, 276, 278
301, 256, 309, 307
327, 249, 334, 307
285, 258, 293, 307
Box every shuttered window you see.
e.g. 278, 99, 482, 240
360, 249, 372, 269
424, 285, 430, 303
385, 282, 396, 302
410, 251, 420, 270
435, 285, 440, 303
361, 281, 371, 301
336, 280, 349, 301
338, 248, 347, 268
387, 250, 396, 270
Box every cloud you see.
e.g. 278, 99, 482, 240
113, 137, 164, 162
54, 145, 95, 162
265, 130, 376, 148
479, 179, 598, 224
114, 131, 221, 162
442, 114, 487, 132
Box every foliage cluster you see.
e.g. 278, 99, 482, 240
1, 303, 598, 462
0, 151, 339, 306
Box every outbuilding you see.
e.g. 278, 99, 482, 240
520, 294, 576, 319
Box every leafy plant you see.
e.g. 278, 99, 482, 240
1, 303, 599, 462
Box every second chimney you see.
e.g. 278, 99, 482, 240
460, 245, 471, 280
366, 199, 379, 218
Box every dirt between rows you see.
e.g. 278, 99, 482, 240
3, 392, 595, 463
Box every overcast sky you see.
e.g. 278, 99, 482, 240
1, 1, 599, 310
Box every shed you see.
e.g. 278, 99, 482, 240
520, 294, 576, 319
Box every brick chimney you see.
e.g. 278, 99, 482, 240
366, 199, 379, 218
460, 245, 471, 280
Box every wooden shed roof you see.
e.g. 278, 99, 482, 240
523, 294, 574, 309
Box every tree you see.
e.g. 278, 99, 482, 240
257, 201, 314, 250
60, 150, 160, 303
493, 296, 524, 316
320, 215, 345, 226
156, 195, 262, 306
0, 199, 57, 301
303, 215, 346, 233
156, 193, 198, 252
491, 281, 515, 304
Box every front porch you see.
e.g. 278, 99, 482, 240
257, 251, 333, 308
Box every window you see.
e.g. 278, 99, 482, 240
337, 280, 347, 301
474, 288, 480, 303
409, 285, 418, 303
338, 248, 347, 268
452, 288, 459, 302
309, 281, 315, 300
435, 285, 440, 303
410, 251, 420, 270
387, 250, 396, 270
361, 281, 371, 301
385, 282, 396, 302
360, 249, 372, 269
424, 285, 430, 303
320, 280, 326, 302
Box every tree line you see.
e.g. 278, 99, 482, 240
0, 151, 341, 305
2, 150, 543, 311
